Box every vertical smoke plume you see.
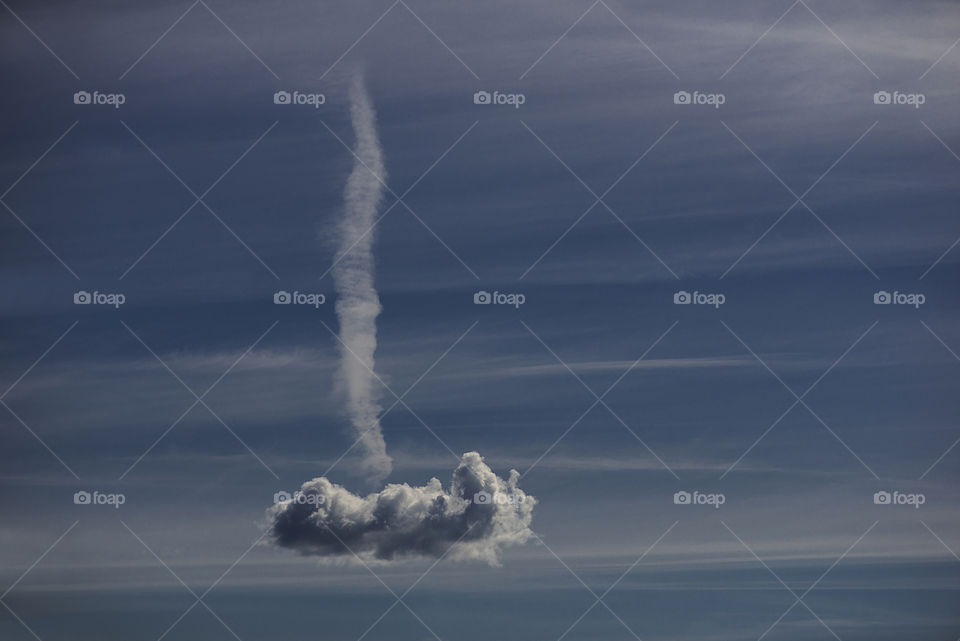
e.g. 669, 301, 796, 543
332, 73, 392, 482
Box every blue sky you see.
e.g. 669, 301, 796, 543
1, 0, 959, 639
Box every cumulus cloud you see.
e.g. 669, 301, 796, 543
331, 72, 392, 482
267, 452, 536, 564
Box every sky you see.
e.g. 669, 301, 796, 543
1, 0, 959, 639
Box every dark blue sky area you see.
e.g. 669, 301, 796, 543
1, 1, 959, 639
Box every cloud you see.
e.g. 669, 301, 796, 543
331, 72, 392, 482
498, 357, 755, 377
267, 452, 536, 565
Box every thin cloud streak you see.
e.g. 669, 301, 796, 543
331, 72, 392, 482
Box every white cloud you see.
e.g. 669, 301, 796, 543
330, 72, 392, 482
267, 452, 536, 565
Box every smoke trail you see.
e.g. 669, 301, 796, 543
332, 73, 392, 482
